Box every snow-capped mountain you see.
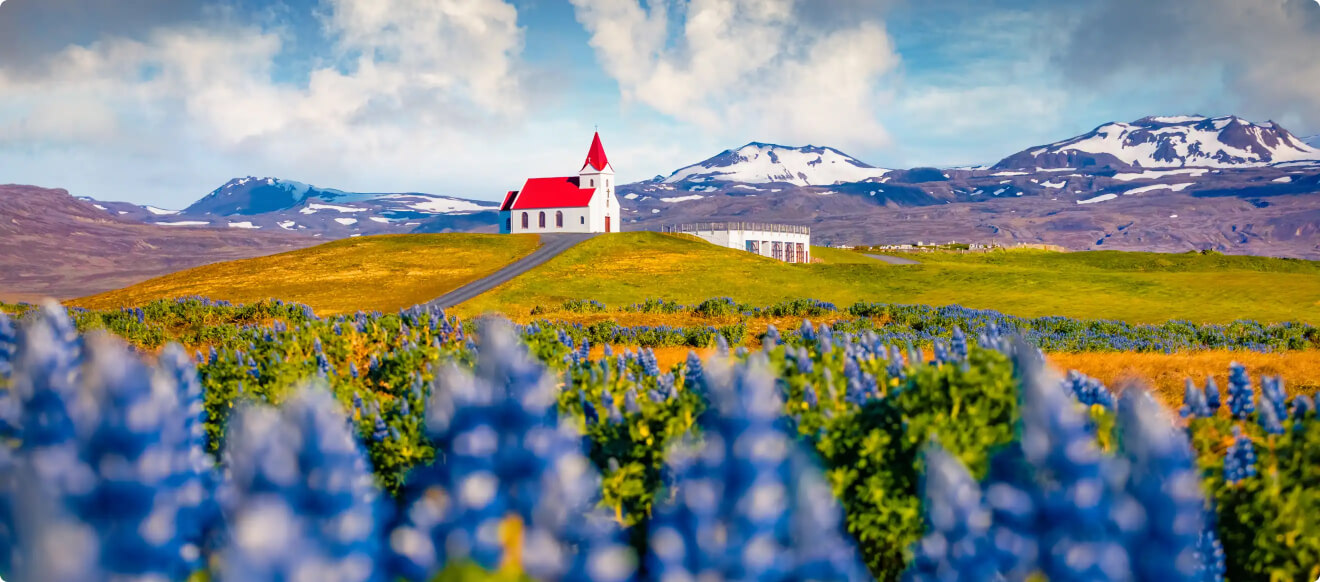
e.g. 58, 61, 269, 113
87, 177, 500, 237
661, 143, 890, 187
995, 115, 1320, 170
616, 115, 1320, 258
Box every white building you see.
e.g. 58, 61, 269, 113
499, 132, 622, 234
665, 223, 811, 263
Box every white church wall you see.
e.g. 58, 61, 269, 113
507, 207, 594, 234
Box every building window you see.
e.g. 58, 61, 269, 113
505, 217, 511, 231
521, 213, 528, 228
539, 212, 546, 228
580, 216, 585, 225
556, 211, 563, 228
590, 179, 594, 187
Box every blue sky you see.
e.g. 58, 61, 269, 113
1, 0, 1318, 207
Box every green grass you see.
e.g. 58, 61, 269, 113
889, 247, 1320, 273
73, 234, 541, 316
810, 246, 886, 264
457, 233, 1320, 324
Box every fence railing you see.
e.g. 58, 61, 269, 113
659, 222, 811, 235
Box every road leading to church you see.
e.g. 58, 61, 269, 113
426, 233, 596, 309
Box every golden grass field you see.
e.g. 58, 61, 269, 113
73, 234, 540, 315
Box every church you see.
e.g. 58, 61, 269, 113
499, 132, 622, 234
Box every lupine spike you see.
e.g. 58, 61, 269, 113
218, 386, 382, 582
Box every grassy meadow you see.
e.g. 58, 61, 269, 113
73, 233, 540, 315
457, 232, 1320, 324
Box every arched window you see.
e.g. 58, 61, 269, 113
539, 212, 546, 228
521, 213, 529, 228
555, 211, 564, 228
580, 216, 585, 225
590, 179, 594, 187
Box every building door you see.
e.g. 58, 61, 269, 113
605, 216, 611, 233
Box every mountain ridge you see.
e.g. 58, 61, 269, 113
85, 177, 500, 237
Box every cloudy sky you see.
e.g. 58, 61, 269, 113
2, 0, 1319, 207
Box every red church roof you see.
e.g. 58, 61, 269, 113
581, 131, 609, 172
506, 177, 596, 210
500, 190, 518, 211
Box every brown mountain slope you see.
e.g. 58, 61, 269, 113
0, 184, 317, 302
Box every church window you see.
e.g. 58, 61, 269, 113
556, 211, 564, 228
539, 212, 546, 228
580, 216, 585, 225
521, 213, 528, 228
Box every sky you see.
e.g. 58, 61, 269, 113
1, 0, 1319, 207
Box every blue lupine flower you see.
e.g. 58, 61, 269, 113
1180, 378, 1211, 419
624, 388, 641, 415
1196, 508, 1227, 582
1227, 363, 1254, 420
1258, 398, 1285, 435
1204, 376, 1221, 414
1224, 426, 1256, 485
684, 351, 706, 396
905, 446, 998, 582
0, 311, 14, 378
1292, 394, 1314, 426
950, 327, 968, 361
2, 305, 215, 580
371, 412, 390, 442
647, 353, 868, 582
1260, 376, 1287, 424
218, 386, 382, 582
1117, 389, 1207, 581
391, 320, 634, 582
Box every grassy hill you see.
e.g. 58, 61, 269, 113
72, 231, 1320, 324
457, 233, 1320, 324
73, 234, 539, 315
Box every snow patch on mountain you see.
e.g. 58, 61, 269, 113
1077, 193, 1118, 204
378, 194, 492, 214
997, 115, 1320, 170
663, 143, 890, 186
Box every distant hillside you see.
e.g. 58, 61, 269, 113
83, 177, 500, 238
0, 184, 315, 302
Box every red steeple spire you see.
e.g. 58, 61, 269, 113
582, 131, 610, 172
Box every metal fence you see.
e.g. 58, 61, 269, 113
659, 222, 811, 235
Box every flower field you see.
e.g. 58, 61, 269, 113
0, 297, 1318, 580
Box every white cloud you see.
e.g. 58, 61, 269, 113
0, 0, 532, 204
569, 0, 898, 149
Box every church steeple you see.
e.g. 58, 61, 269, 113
582, 131, 610, 172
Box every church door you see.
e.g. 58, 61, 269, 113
605, 216, 611, 233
